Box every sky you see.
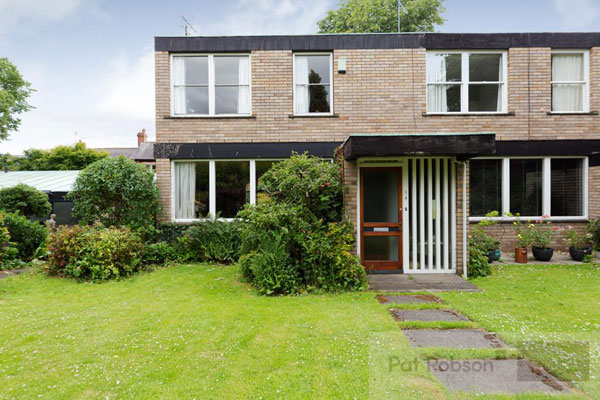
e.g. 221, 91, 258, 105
1, 0, 600, 154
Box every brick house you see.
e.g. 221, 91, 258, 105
153, 33, 600, 276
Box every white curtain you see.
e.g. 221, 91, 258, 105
237, 57, 250, 114
426, 54, 447, 112
173, 57, 187, 114
552, 54, 584, 111
175, 162, 196, 219
295, 56, 309, 114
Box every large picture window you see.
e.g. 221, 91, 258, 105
551, 51, 588, 112
427, 51, 506, 113
469, 157, 587, 219
293, 54, 333, 115
172, 55, 250, 116
173, 160, 281, 221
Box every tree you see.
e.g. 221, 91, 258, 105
2, 142, 108, 171
0, 184, 52, 219
317, 0, 445, 33
68, 156, 160, 229
0, 58, 34, 141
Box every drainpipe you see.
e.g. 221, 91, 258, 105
461, 160, 468, 279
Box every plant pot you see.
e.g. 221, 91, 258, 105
532, 246, 554, 262
515, 247, 528, 264
493, 249, 501, 262
569, 247, 593, 262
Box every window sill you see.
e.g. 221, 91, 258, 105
165, 115, 256, 120
288, 114, 339, 119
423, 112, 515, 117
546, 111, 597, 115
469, 216, 588, 223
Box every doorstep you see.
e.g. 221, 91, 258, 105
368, 273, 479, 292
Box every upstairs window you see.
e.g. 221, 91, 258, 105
427, 51, 506, 113
293, 54, 333, 115
172, 55, 250, 116
551, 51, 588, 112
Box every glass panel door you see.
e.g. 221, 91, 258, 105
361, 167, 403, 271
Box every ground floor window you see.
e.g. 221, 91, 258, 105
173, 159, 281, 221
469, 157, 587, 219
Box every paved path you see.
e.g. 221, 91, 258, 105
369, 273, 479, 292
0, 268, 32, 280
377, 293, 572, 395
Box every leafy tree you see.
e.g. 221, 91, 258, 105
0, 58, 34, 141
68, 156, 160, 229
2, 142, 108, 171
0, 184, 52, 219
317, 0, 445, 33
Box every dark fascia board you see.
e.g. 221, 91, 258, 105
155, 32, 600, 52
495, 139, 600, 166
154, 142, 342, 159
343, 133, 496, 160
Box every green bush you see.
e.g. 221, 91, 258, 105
0, 225, 20, 270
158, 223, 192, 244
0, 183, 51, 219
68, 156, 160, 229
46, 225, 142, 281
141, 242, 179, 265
588, 218, 600, 250
468, 239, 491, 278
238, 200, 366, 295
0, 212, 47, 261
184, 219, 242, 264
258, 153, 344, 222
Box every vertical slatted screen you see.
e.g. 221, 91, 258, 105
405, 158, 456, 272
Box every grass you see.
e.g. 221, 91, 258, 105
438, 263, 600, 399
0, 264, 446, 399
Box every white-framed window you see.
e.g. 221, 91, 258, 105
293, 53, 333, 115
172, 159, 281, 222
426, 51, 507, 114
551, 50, 589, 113
469, 156, 588, 221
171, 54, 251, 116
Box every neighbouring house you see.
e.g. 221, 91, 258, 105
95, 129, 156, 167
0, 170, 80, 226
152, 33, 600, 276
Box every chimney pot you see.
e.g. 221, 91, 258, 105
137, 129, 147, 147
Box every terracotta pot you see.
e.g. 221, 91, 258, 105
515, 247, 528, 263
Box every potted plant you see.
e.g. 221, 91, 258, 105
530, 215, 555, 262
563, 227, 593, 262
473, 211, 501, 262
512, 214, 531, 263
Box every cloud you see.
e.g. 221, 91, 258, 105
0, 0, 94, 37
98, 50, 155, 120
195, 0, 336, 35
553, 0, 600, 29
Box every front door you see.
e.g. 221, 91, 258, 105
360, 167, 403, 271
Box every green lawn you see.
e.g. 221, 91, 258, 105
438, 263, 600, 399
0, 265, 444, 399
1, 264, 597, 399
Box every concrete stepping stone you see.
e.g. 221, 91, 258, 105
403, 329, 506, 349
376, 294, 441, 304
428, 359, 570, 394
390, 309, 469, 322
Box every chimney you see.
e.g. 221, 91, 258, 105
137, 129, 147, 147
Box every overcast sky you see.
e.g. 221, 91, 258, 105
1, 0, 600, 154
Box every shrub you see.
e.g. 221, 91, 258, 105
0, 225, 20, 270
238, 200, 367, 295
258, 153, 344, 222
468, 241, 491, 278
68, 156, 160, 229
0, 212, 47, 261
141, 242, 179, 265
158, 223, 192, 244
184, 219, 242, 264
46, 225, 142, 281
563, 227, 593, 250
588, 218, 600, 250
0, 184, 51, 219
